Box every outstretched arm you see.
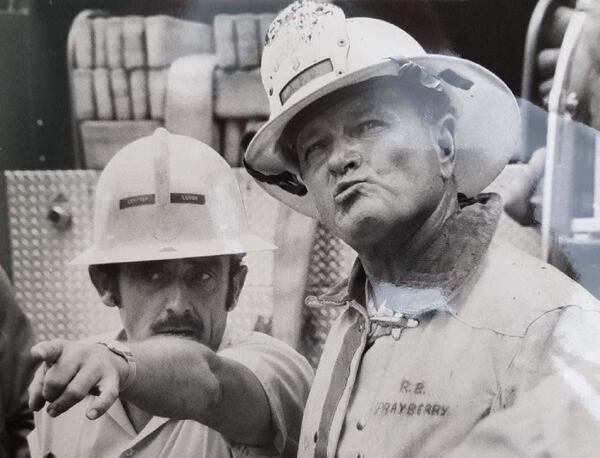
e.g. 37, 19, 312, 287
29, 336, 275, 446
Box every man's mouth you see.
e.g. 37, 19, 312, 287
333, 180, 366, 203
154, 327, 202, 340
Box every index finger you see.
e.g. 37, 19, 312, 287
28, 361, 48, 411
31, 340, 64, 364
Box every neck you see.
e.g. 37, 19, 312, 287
122, 401, 153, 433
359, 186, 460, 284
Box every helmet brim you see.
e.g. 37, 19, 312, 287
70, 234, 276, 265
245, 54, 520, 219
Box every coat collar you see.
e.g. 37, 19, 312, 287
307, 193, 502, 311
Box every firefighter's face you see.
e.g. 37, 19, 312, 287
294, 85, 455, 250
115, 256, 245, 350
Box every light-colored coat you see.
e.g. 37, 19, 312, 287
299, 239, 600, 457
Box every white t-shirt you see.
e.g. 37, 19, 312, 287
28, 324, 313, 458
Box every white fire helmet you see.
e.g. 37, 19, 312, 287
71, 128, 276, 265
244, 0, 520, 219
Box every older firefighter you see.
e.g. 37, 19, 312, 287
27, 128, 313, 457
244, 2, 600, 456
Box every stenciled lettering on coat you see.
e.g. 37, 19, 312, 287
373, 401, 449, 418
414, 382, 425, 395
400, 379, 412, 393
399, 379, 426, 395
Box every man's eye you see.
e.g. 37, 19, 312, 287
145, 270, 164, 282
137, 268, 166, 284
302, 140, 327, 161
191, 271, 213, 283
355, 119, 386, 135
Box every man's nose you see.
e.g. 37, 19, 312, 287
165, 283, 194, 315
327, 140, 363, 176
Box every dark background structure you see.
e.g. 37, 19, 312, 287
1, 0, 537, 170
0, 0, 538, 272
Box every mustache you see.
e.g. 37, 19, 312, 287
150, 313, 205, 337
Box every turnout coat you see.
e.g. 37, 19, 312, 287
298, 195, 600, 457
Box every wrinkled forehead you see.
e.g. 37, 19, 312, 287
122, 255, 230, 273
282, 77, 418, 144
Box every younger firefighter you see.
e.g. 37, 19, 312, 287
27, 128, 313, 457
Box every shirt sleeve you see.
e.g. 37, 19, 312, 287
219, 331, 314, 457
446, 304, 600, 457
27, 413, 42, 458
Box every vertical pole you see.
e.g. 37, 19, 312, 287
541, 11, 587, 261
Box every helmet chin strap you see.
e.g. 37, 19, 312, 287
243, 158, 308, 196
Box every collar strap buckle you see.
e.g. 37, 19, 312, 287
369, 314, 420, 331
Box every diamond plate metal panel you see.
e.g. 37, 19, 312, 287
231, 169, 280, 331
6, 169, 282, 341
6, 170, 119, 341
301, 223, 355, 368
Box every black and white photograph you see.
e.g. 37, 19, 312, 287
2, 0, 600, 456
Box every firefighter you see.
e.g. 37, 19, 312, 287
27, 128, 313, 457
244, 1, 600, 456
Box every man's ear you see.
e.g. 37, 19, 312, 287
89, 265, 121, 308
226, 265, 248, 312
433, 114, 456, 180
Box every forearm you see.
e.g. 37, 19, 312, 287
122, 336, 221, 418
122, 336, 273, 445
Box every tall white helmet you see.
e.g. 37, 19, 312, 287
245, 0, 520, 219
72, 128, 275, 265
